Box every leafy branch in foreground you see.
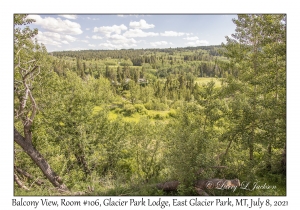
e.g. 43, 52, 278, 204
14, 14, 68, 192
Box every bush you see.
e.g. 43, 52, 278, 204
134, 104, 147, 114
168, 109, 177, 118
123, 104, 136, 116
120, 60, 133, 66
114, 108, 122, 114
144, 102, 153, 110
144, 101, 169, 111
154, 114, 165, 120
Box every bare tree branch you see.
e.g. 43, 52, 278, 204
14, 173, 29, 191
14, 166, 45, 186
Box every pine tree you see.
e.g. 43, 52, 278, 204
222, 15, 286, 167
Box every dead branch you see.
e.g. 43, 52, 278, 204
14, 166, 44, 186
14, 173, 29, 191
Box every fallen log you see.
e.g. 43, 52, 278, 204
156, 178, 240, 196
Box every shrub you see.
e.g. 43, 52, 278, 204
154, 114, 165, 120
114, 108, 122, 114
123, 104, 136, 116
144, 102, 154, 110
134, 104, 147, 114
168, 109, 177, 118
144, 101, 169, 111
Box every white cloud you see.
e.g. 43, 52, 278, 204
58, 15, 77, 20
121, 43, 137, 48
99, 39, 137, 49
64, 35, 76, 42
42, 32, 61, 41
27, 15, 82, 35
92, 35, 103, 40
186, 40, 209, 46
137, 40, 146, 43
160, 31, 185, 37
129, 19, 155, 29
184, 36, 199, 41
109, 34, 137, 45
150, 41, 171, 47
99, 42, 121, 49
94, 24, 127, 37
88, 44, 95, 47
86, 28, 90, 31
80, 40, 89, 43
33, 31, 78, 47
35, 31, 62, 47
109, 34, 126, 40
123, 29, 159, 37
85, 36, 90, 39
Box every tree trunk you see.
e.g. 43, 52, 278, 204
266, 142, 272, 171
281, 144, 286, 175
14, 127, 68, 191
249, 142, 254, 161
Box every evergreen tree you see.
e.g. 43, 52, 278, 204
222, 15, 286, 169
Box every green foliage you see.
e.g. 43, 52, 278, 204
144, 100, 169, 111
166, 102, 218, 191
120, 59, 133, 66
221, 14, 286, 170
129, 119, 166, 182
122, 104, 137, 116
134, 104, 147, 114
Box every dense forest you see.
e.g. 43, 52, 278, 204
14, 14, 286, 196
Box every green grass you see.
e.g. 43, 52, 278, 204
93, 105, 175, 123
195, 77, 222, 87
122, 112, 141, 123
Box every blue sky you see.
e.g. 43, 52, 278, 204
25, 14, 237, 52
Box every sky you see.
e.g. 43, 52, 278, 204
25, 14, 237, 52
